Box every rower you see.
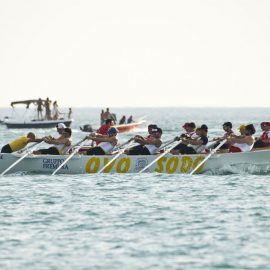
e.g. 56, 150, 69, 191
171, 122, 197, 154
212, 122, 234, 150
126, 127, 162, 155
178, 125, 208, 155
1, 132, 43, 153
34, 128, 72, 155
97, 119, 113, 136
84, 127, 118, 155
227, 124, 255, 153
253, 122, 270, 148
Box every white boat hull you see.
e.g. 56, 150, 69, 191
1, 149, 270, 174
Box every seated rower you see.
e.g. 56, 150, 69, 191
1, 132, 43, 153
132, 124, 158, 142
171, 122, 197, 155
181, 122, 197, 138
125, 127, 162, 155
253, 122, 270, 148
97, 119, 113, 136
34, 128, 72, 155
85, 127, 118, 155
227, 124, 255, 153
212, 122, 234, 149
177, 125, 208, 155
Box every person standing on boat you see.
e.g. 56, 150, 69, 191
34, 128, 72, 155
84, 127, 118, 155
45, 97, 52, 120
68, 108, 73, 120
52, 101, 60, 120
37, 98, 43, 120
119, 115, 126, 125
253, 122, 270, 148
178, 125, 209, 155
100, 109, 106, 125
227, 124, 255, 152
126, 127, 162, 155
103, 108, 112, 121
1, 132, 43, 153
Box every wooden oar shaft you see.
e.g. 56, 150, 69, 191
98, 140, 132, 174
52, 138, 88, 175
139, 140, 180, 173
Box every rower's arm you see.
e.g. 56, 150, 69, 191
48, 138, 71, 146
184, 138, 203, 146
228, 136, 254, 145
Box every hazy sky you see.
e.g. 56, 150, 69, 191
0, 0, 270, 108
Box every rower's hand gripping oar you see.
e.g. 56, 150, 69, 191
98, 140, 133, 174
139, 139, 181, 173
1, 141, 45, 176
154, 139, 176, 153
189, 139, 227, 175
51, 137, 89, 175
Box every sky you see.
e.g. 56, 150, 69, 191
0, 0, 270, 108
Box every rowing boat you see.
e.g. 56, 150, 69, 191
1, 149, 270, 174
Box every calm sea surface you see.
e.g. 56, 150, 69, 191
0, 107, 270, 270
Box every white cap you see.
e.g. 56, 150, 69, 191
56, 123, 66, 129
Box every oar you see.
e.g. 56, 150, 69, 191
113, 139, 133, 151
139, 139, 180, 173
189, 139, 227, 175
154, 139, 176, 153
98, 141, 132, 174
1, 141, 45, 176
51, 138, 89, 175
16, 142, 40, 154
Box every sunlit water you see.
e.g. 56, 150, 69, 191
0, 107, 270, 269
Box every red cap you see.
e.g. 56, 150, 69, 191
263, 122, 270, 127
182, 122, 189, 128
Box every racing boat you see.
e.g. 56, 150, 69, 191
4, 100, 73, 128
0, 149, 270, 174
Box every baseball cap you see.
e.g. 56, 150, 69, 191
108, 127, 118, 135
56, 123, 66, 129
238, 124, 245, 130
182, 122, 189, 128
262, 122, 270, 127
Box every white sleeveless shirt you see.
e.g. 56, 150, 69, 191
233, 136, 255, 152
145, 144, 158, 154
54, 143, 70, 154
99, 142, 115, 154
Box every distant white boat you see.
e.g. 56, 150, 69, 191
3, 99, 73, 129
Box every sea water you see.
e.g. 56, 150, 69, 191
0, 107, 270, 270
